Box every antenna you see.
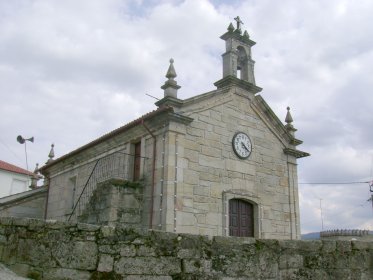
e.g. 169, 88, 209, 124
368, 155, 373, 211
319, 198, 324, 231
145, 93, 160, 100
16, 135, 34, 171
369, 180, 373, 211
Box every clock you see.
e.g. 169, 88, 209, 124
232, 132, 252, 159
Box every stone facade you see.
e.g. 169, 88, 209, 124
0, 217, 372, 280
38, 21, 309, 240
156, 89, 304, 239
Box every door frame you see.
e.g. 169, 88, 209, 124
222, 190, 261, 238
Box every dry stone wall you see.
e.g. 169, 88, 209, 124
0, 217, 372, 280
78, 179, 144, 230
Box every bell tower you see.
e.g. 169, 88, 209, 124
215, 16, 262, 94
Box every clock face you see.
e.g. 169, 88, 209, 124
232, 132, 252, 159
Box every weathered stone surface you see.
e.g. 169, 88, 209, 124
114, 257, 181, 275
137, 245, 157, 256
336, 240, 352, 252
17, 238, 56, 267
125, 276, 172, 280
183, 259, 212, 273
97, 254, 114, 272
279, 254, 303, 269
0, 192, 47, 221
77, 223, 100, 232
52, 241, 97, 270
0, 218, 372, 279
0, 234, 6, 244
0, 263, 30, 280
43, 268, 91, 280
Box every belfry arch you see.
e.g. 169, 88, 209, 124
219, 20, 256, 85
236, 46, 248, 80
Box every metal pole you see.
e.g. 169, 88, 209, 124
319, 198, 324, 231
24, 141, 29, 171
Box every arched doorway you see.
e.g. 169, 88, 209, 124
229, 199, 254, 237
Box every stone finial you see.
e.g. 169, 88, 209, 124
33, 163, 39, 173
161, 58, 181, 99
227, 22, 234, 32
47, 144, 55, 164
30, 163, 40, 189
243, 30, 250, 39
285, 107, 293, 124
285, 107, 297, 136
165, 58, 177, 79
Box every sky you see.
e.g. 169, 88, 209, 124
0, 0, 372, 234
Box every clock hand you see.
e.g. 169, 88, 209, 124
241, 142, 250, 152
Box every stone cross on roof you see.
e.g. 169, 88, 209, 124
234, 16, 243, 30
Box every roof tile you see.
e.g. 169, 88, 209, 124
0, 160, 34, 176
40, 106, 173, 170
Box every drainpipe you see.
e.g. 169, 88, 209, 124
141, 119, 156, 229
43, 174, 50, 220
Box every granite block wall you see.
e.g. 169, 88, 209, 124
0, 217, 371, 279
78, 179, 144, 230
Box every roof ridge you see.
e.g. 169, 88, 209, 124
40, 106, 174, 171
0, 160, 34, 176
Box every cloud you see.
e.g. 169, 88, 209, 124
300, 183, 373, 234
0, 0, 227, 169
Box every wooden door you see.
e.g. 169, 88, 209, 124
133, 142, 141, 181
229, 199, 254, 237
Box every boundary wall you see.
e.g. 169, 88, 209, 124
0, 217, 372, 279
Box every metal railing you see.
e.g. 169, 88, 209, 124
68, 151, 147, 222
320, 229, 370, 237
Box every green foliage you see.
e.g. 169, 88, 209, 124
27, 271, 42, 280
171, 273, 202, 280
255, 240, 265, 251
90, 271, 122, 280
108, 179, 144, 189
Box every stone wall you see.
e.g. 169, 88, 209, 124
0, 188, 46, 219
0, 217, 372, 280
78, 179, 144, 230
45, 142, 151, 223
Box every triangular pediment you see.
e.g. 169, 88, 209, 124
252, 95, 309, 157
170, 86, 309, 158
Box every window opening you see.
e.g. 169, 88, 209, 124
133, 142, 141, 181
68, 177, 77, 210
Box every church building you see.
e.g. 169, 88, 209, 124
39, 18, 309, 240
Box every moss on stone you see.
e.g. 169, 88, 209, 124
255, 240, 265, 251
0, 218, 373, 279
90, 271, 122, 280
27, 271, 42, 280
106, 179, 144, 189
